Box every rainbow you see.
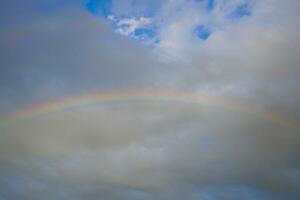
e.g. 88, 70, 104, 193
0, 90, 298, 129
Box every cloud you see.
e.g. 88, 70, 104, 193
111, 16, 152, 35
0, 0, 300, 199
0, 102, 299, 199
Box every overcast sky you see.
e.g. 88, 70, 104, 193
0, 0, 300, 199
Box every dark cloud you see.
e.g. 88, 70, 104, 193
0, 2, 162, 114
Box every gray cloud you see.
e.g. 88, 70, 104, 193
0, 0, 300, 199
0, 102, 299, 199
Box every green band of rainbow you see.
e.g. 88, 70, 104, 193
0, 90, 298, 129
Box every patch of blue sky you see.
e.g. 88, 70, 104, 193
194, 0, 215, 12
132, 26, 160, 46
229, 3, 251, 19
207, 0, 215, 12
134, 27, 156, 39
100, 0, 161, 20
85, 0, 112, 16
194, 25, 211, 40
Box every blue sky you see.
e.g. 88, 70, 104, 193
0, 0, 300, 199
84, 0, 253, 44
85, 0, 112, 16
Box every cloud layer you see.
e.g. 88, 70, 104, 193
0, 0, 300, 199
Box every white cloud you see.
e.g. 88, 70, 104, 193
109, 16, 153, 36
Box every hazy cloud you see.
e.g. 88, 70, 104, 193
0, 0, 300, 199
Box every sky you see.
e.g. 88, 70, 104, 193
0, 0, 300, 199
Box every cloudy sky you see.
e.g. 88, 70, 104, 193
0, 0, 300, 199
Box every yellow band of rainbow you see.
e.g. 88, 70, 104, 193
0, 90, 298, 130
